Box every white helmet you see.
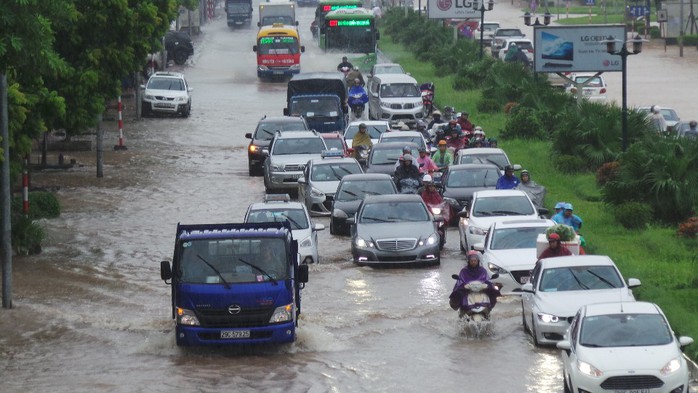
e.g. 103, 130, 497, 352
423, 174, 433, 183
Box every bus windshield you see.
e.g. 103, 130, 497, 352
258, 36, 300, 55
325, 22, 375, 53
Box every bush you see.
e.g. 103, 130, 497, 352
11, 215, 44, 255
476, 97, 500, 113
12, 191, 61, 220
677, 217, 698, 238
683, 34, 698, 46
596, 161, 620, 186
553, 154, 585, 174
501, 106, 545, 140
613, 202, 652, 230
546, 224, 576, 241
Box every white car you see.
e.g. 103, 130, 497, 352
521, 255, 641, 346
565, 73, 608, 102
497, 38, 534, 63
141, 71, 193, 117
297, 155, 363, 216
558, 301, 693, 393
472, 218, 555, 294
343, 120, 390, 148
377, 130, 428, 151
244, 194, 325, 264
458, 189, 543, 251
455, 147, 518, 170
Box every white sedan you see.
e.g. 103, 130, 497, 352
565, 73, 608, 102
558, 301, 693, 393
521, 255, 641, 346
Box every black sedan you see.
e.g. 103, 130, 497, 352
441, 164, 500, 225
365, 142, 420, 176
330, 173, 398, 236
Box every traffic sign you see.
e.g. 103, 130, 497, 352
629, 5, 649, 17
585, 0, 594, 5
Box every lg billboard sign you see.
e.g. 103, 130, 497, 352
427, 0, 480, 19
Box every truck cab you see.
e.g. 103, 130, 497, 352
258, 2, 298, 28
226, 0, 253, 27
284, 72, 348, 133
160, 222, 308, 346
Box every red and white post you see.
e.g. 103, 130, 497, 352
22, 155, 29, 215
114, 95, 128, 150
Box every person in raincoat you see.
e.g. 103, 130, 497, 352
517, 169, 546, 207
504, 43, 530, 66
449, 251, 500, 316
351, 123, 372, 160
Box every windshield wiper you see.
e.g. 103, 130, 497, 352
237, 258, 277, 285
491, 210, 525, 215
585, 270, 618, 288
278, 214, 302, 230
261, 128, 274, 136
362, 216, 391, 222
475, 211, 493, 216
568, 269, 590, 290
197, 254, 231, 289
342, 189, 359, 198
328, 166, 343, 180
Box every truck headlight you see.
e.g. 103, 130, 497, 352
177, 307, 200, 326
660, 357, 682, 375
577, 360, 603, 377
258, 65, 269, 71
487, 262, 508, 274
269, 303, 293, 323
355, 237, 374, 248
537, 313, 559, 323
299, 236, 312, 248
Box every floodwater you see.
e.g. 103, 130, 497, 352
3, 2, 695, 393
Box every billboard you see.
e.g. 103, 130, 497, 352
427, 0, 480, 19
533, 25, 626, 73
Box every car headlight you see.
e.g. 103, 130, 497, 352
271, 163, 284, 171
299, 236, 312, 248
269, 303, 293, 323
577, 360, 603, 377
415, 101, 423, 108
144, 94, 154, 100
289, 64, 300, 70
487, 262, 508, 274
249, 145, 259, 153
419, 233, 437, 246
430, 207, 441, 215
468, 226, 487, 236
258, 65, 269, 71
380, 101, 391, 109
176, 96, 186, 102
355, 237, 374, 248
177, 307, 200, 326
310, 187, 324, 198
660, 357, 682, 375
537, 313, 559, 323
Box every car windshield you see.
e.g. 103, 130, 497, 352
179, 237, 289, 284
446, 168, 499, 188
510, 41, 533, 50
459, 153, 508, 168
472, 195, 534, 217
360, 201, 428, 223
380, 83, 420, 98
345, 124, 387, 140
272, 137, 325, 155
538, 265, 624, 292
375, 65, 404, 74
311, 162, 361, 181
381, 135, 424, 148
246, 208, 309, 229
147, 77, 185, 91
255, 122, 307, 140
580, 313, 673, 348
490, 226, 549, 250
660, 109, 679, 121
497, 29, 523, 36
369, 147, 403, 165
336, 179, 395, 201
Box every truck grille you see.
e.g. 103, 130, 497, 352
196, 306, 274, 328
600, 376, 664, 390
376, 238, 417, 251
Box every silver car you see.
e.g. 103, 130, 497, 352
298, 155, 363, 216
350, 194, 440, 266
263, 130, 327, 193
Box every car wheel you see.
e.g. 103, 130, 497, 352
531, 316, 540, 346
173, 49, 188, 65
330, 218, 337, 235
182, 104, 191, 118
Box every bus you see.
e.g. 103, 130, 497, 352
311, 0, 363, 38
322, 8, 379, 53
253, 24, 305, 79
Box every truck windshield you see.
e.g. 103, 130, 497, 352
179, 238, 289, 283
290, 97, 340, 118
258, 36, 300, 55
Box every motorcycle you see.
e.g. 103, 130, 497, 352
420, 82, 435, 117
427, 202, 448, 250
352, 144, 371, 167
449, 273, 501, 336
348, 86, 369, 121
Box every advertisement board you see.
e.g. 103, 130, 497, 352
427, 0, 480, 19
533, 25, 626, 73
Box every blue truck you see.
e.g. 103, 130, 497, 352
160, 222, 308, 346
284, 72, 348, 134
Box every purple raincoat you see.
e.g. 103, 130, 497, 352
449, 265, 500, 311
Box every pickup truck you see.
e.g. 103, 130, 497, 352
160, 221, 309, 346
491, 28, 526, 58
284, 72, 348, 133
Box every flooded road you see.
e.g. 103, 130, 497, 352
4, 2, 695, 392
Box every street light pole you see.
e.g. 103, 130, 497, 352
478, 0, 494, 59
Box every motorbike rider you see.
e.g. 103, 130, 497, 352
348, 79, 369, 120
431, 140, 453, 170
394, 154, 422, 193
416, 147, 438, 174
456, 111, 474, 136
552, 203, 583, 232
420, 174, 443, 205
537, 232, 572, 261
517, 169, 546, 207
351, 123, 373, 160
415, 120, 430, 142
442, 119, 461, 139
337, 56, 353, 73
394, 145, 420, 170
449, 251, 500, 318
427, 110, 445, 130
495, 165, 520, 190
346, 67, 365, 89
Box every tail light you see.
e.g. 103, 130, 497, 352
600, 88, 607, 94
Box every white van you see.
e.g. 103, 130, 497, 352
368, 74, 424, 125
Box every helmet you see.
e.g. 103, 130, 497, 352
474, 125, 483, 131
504, 165, 514, 172
690, 120, 697, 127
432, 110, 442, 116
564, 203, 574, 211
342, 56, 348, 60
467, 250, 480, 262
423, 174, 433, 183
402, 154, 414, 162
461, 111, 469, 116
359, 123, 367, 129
438, 140, 448, 146
489, 137, 497, 143
521, 169, 529, 176
474, 129, 485, 136
548, 233, 561, 241
353, 66, 359, 71
416, 120, 427, 130
402, 145, 413, 153
554, 202, 566, 210
418, 147, 427, 153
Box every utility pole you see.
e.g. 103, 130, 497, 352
96, 113, 104, 178
1, 73, 12, 308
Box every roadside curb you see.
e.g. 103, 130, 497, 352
686, 354, 698, 392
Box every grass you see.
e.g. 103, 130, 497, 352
379, 34, 698, 361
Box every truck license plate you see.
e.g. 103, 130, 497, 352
273, 70, 284, 75
220, 330, 250, 339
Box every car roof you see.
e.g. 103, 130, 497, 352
372, 141, 420, 150
320, 132, 343, 138
459, 147, 506, 155
372, 74, 417, 83
447, 163, 501, 171
308, 157, 358, 165
259, 116, 307, 123
340, 173, 393, 181
363, 194, 424, 203
381, 131, 423, 137
504, 38, 532, 43
347, 120, 390, 127
374, 63, 403, 68
582, 301, 661, 317
275, 130, 321, 139
538, 255, 616, 269
473, 189, 528, 198
151, 71, 185, 79
491, 218, 555, 229
248, 201, 306, 210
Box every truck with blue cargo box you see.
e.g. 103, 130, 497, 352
284, 72, 348, 134
160, 222, 308, 346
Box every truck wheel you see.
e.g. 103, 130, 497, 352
173, 49, 188, 65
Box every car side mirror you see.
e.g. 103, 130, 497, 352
297, 263, 309, 283
296, 21, 299, 26
297, 177, 306, 184
346, 217, 356, 225
245, 132, 252, 139
556, 340, 571, 350
521, 283, 534, 293
257, 22, 261, 27
160, 261, 173, 281
627, 278, 642, 289
313, 223, 325, 232
457, 209, 469, 218
188, 87, 194, 92
678, 336, 694, 347
473, 242, 484, 252
253, 45, 258, 52
537, 207, 549, 216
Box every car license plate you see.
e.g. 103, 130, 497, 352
584, 90, 593, 96
220, 330, 250, 339
289, 174, 301, 179
273, 70, 284, 75
519, 276, 530, 284
614, 390, 650, 393
154, 103, 175, 108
